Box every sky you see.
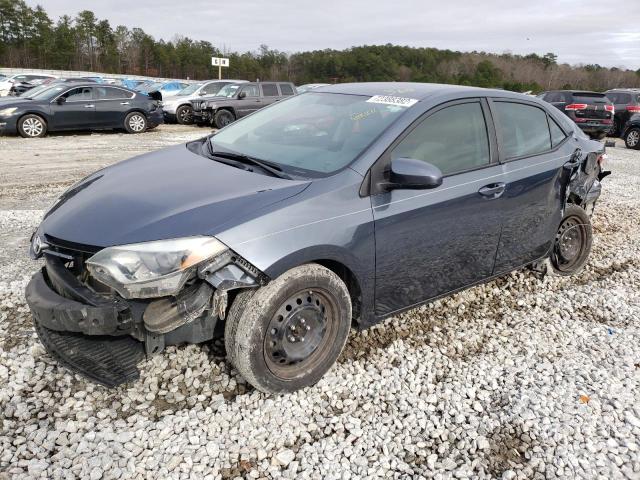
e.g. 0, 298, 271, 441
26, 0, 640, 70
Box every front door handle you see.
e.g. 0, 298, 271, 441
478, 182, 506, 198
84, 104, 95, 108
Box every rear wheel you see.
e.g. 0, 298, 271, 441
213, 109, 235, 129
624, 127, 640, 149
176, 105, 193, 125
224, 264, 352, 393
549, 204, 592, 276
124, 112, 147, 134
18, 114, 47, 138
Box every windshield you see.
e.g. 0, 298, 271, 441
177, 83, 203, 96
210, 92, 411, 176
215, 84, 241, 98
26, 85, 70, 100
20, 84, 51, 97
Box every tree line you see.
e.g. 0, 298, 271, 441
1, 0, 639, 92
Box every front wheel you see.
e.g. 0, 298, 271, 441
18, 114, 47, 138
176, 105, 193, 125
124, 112, 147, 134
549, 204, 593, 276
624, 127, 640, 150
213, 109, 235, 129
224, 264, 352, 393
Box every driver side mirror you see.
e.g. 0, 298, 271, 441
385, 157, 443, 190
237, 91, 246, 99
198, 90, 207, 96
56, 96, 66, 105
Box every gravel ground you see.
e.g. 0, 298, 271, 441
0, 128, 639, 480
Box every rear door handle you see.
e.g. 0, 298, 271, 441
84, 104, 94, 108
478, 182, 506, 198
120, 101, 130, 105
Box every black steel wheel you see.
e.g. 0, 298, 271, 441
214, 109, 235, 129
176, 105, 193, 125
549, 204, 592, 276
224, 264, 352, 393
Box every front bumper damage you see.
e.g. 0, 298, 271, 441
25, 249, 265, 387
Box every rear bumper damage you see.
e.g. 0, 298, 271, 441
25, 251, 265, 387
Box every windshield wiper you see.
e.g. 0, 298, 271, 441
207, 146, 292, 179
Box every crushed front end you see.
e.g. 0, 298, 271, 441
25, 234, 265, 387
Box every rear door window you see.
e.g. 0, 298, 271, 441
493, 102, 551, 159
391, 101, 490, 176
96, 87, 133, 99
261, 83, 279, 97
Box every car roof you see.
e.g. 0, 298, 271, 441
313, 82, 528, 101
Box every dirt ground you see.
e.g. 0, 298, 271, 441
0, 124, 210, 210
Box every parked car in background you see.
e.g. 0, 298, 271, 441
138, 81, 190, 100
539, 90, 614, 140
0, 74, 56, 96
163, 80, 247, 124
25, 83, 607, 392
191, 81, 297, 128
9, 77, 99, 96
604, 89, 640, 136
0, 83, 162, 138
296, 83, 331, 93
121, 79, 147, 90
621, 114, 640, 149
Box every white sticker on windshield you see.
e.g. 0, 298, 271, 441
366, 95, 418, 107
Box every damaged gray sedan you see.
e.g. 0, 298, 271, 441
25, 83, 608, 393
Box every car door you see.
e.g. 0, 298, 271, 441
235, 84, 261, 117
489, 99, 575, 274
50, 86, 96, 130
371, 99, 504, 316
95, 86, 134, 127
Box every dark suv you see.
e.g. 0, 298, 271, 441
539, 90, 614, 140
604, 89, 640, 136
191, 81, 297, 128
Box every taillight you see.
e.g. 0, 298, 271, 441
565, 103, 588, 111
597, 153, 607, 166
626, 105, 640, 113
605, 105, 615, 114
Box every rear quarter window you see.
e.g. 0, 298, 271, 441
493, 102, 551, 159
279, 84, 294, 96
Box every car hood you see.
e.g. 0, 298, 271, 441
40, 144, 310, 248
0, 97, 31, 107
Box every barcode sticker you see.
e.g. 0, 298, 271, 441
366, 95, 418, 107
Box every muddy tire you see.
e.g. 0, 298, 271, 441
224, 264, 352, 393
624, 127, 640, 150
213, 109, 235, 129
548, 204, 593, 276
176, 105, 193, 125
18, 114, 47, 138
124, 112, 147, 134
